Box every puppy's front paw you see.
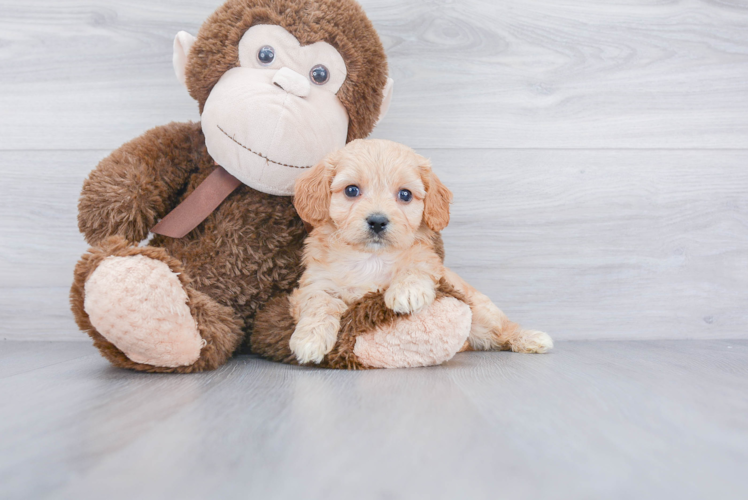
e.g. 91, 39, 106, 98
511, 330, 554, 354
289, 317, 340, 364
385, 279, 436, 314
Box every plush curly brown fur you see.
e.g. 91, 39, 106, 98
186, 0, 388, 142
70, 0, 401, 373
252, 279, 466, 369
71, 235, 245, 373
72, 122, 308, 368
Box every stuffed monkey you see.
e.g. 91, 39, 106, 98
70, 0, 475, 372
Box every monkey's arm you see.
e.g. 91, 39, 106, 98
78, 122, 207, 245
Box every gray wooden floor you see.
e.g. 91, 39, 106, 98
1, 340, 747, 500
2, 2, 747, 498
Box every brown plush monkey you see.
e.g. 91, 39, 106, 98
70, 0, 474, 372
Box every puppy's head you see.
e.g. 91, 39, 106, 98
294, 139, 452, 251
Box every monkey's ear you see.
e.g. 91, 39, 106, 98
375, 78, 395, 126
420, 159, 452, 232
293, 152, 339, 228
173, 31, 197, 87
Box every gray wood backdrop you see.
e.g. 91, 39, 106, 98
1, 0, 747, 341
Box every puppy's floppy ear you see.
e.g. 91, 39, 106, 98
294, 151, 339, 227
420, 158, 452, 232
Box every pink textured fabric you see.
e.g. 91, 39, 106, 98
84, 255, 204, 368
354, 297, 472, 368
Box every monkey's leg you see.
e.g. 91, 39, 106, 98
350, 295, 473, 369
70, 236, 243, 373
253, 284, 473, 369
441, 268, 553, 354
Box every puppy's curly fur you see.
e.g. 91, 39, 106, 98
288, 140, 452, 363
284, 140, 553, 365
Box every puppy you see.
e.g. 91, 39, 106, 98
289, 139, 553, 364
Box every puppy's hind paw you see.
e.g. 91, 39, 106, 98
510, 330, 554, 354
384, 279, 436, 315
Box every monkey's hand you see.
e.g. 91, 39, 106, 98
78, 122, 203, 246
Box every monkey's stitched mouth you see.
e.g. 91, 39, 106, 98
217, 125, 312, 169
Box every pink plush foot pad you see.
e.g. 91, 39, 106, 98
84, 255, 204, 368
353, 297, 472, 368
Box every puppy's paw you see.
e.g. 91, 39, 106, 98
385, 278, 436, 314
289, 317, 340, 364
510, 330, 554, 354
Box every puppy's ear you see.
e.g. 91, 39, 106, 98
294, 151, 339, 227
420, 158, 452, 232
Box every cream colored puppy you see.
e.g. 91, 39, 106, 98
289, 139, 553, 364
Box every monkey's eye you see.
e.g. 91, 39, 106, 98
398, 189, 413, 203
344, 185, 361, 198
257, 46, 275, 65
310, 64, 330, 85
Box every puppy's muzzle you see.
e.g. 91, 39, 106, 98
366, 214, 389, 235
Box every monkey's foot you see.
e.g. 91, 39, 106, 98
353, 297, 472, 368
83, 254, 205, 368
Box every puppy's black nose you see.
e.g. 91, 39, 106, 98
367, 214, 389, 235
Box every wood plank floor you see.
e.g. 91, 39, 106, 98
2, 3, 745, 498
1, 340, 746, 500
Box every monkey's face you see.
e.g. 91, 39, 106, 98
200, 25, 350, 196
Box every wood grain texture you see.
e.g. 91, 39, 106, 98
3, 2, 746, 497
434, 148, 748, 340
0, 150, 98, 341
0, 0, 747, 150
0, 340, 746, 500
1, 1, 747, 341
2, 149, 746, 341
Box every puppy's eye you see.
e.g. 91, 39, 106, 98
344, 185, 361, 198
398, 189, 413, 203
257, 46, 275, 65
